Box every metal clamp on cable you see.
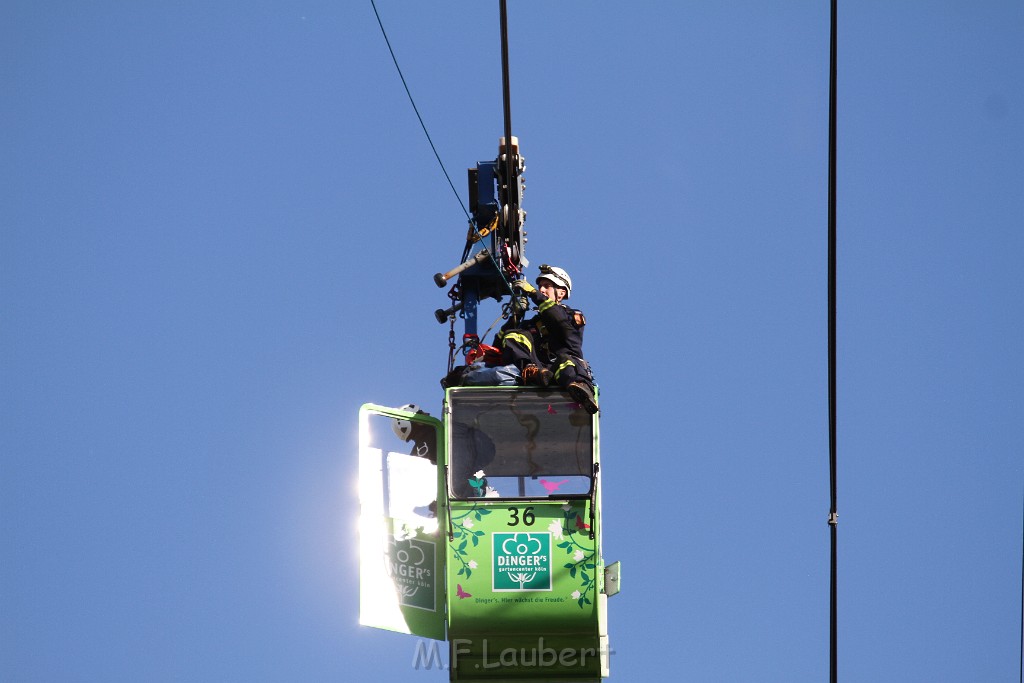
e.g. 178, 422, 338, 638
827, 511, 838, 526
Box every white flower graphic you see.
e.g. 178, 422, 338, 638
561, 503, 573, 512
463, 518, 474, 528
573, 549, 585, 562
548, 519, 564, 539
473, 470, 485, 478
468, 560, 478, 569
484, 487, 500, 498
571, 590, 581, 600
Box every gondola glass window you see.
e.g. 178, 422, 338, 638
447, 388, 594, 499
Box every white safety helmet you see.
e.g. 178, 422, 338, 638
392, 403, 420, 441
536, 264, 572, 299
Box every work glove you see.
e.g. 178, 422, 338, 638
513, 279, 545, 306
512, 279, 536, 294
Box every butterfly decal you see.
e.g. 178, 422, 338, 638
540, 479, 568, 494
456, 583, 472, 599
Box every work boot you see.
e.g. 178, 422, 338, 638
441, 365, 468, 389
521, 364, 552, 387
567, 382, 599, 415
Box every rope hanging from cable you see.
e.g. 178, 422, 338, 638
370, 0, 519, 308
369, 0, 470, 223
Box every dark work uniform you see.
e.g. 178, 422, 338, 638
405, 421, 437, 465
403, 420, 438, 515
496, 291, 595, 392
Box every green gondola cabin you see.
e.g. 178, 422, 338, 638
359, 387, 618, 681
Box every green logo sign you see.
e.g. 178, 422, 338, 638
388, 537, 436, 611
492, 532, 552, 591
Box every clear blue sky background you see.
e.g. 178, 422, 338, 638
3, 2, 1021, 681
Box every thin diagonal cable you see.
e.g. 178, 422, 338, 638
370, 1, 516, 313
370, 0, 470, 221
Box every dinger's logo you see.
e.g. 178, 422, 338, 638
492, 532, 552, 591
387, 536, 436, 611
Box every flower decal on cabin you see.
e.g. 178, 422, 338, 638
554, 503, 598, 609
449, 502, 490, 579
467, 471, 488, 497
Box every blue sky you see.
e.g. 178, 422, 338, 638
2, 1, 1022, 681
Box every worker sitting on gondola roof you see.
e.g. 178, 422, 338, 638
503, 264, 598, 414
442, 264, 598, 415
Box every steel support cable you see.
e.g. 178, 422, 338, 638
827, 1, 839, 682
496, 1, 529, 303
497, 0, 523, 321
369, 0, 471, 222
499, 0, 517, 242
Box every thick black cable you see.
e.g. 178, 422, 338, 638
497, 0, 523, 323
827, 1, 839, 682
499, 0, 516, 232
369, 0, 471, 222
